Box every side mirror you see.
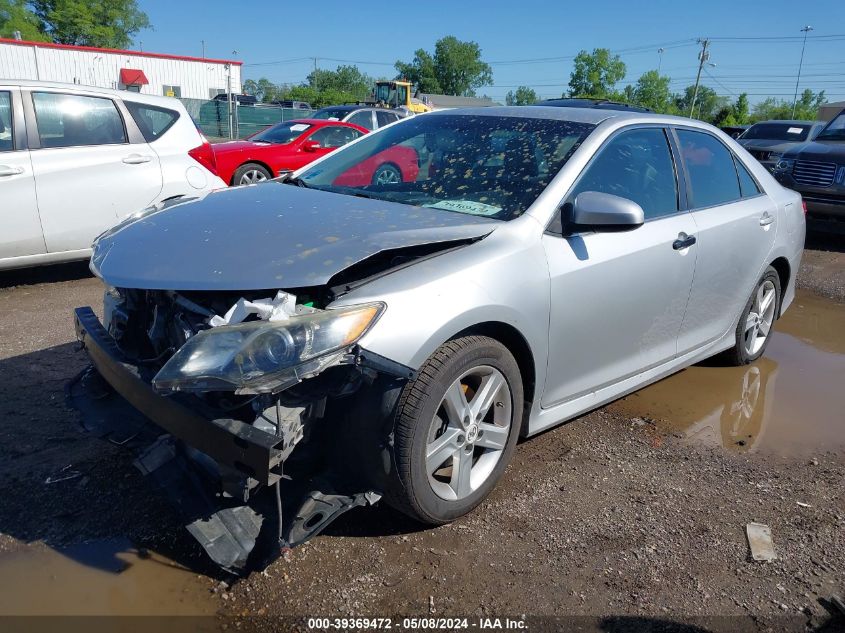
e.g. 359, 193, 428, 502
569, 191, 644, 231
302, 140, 321, 152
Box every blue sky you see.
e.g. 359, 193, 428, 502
137, 0, 845, 105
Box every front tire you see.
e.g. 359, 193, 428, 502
384, 336, 523, 524
723, 266, 781, 366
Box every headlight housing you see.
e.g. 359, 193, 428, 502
774, 157, 795, 173
152, 303, 384, 394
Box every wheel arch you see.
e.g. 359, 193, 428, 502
769, 256, 790, 317
450, 321, 537, 437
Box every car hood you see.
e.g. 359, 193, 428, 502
784, 139, 845, 159
738, 139, 801, 153
91, 184, 497, 291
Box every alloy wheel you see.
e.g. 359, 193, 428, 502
375, 166, 400, 185
239, 169, 268, 185
426, 365, 512, 501
743, 279, 777, 356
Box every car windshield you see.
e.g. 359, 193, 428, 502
311, 108, 351, 121
298, 114, 595, 221
816, 112, 845, 140
250, 121, 312, 144
740, 123, 813, 141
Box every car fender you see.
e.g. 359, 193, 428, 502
332, 217, 550, 399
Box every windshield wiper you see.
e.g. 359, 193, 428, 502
278, 173, 310, 188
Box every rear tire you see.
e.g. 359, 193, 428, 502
233, 163, 271, 186
721, 266, 781, 366
383, 336, 523, 524
371, 163, 402, 185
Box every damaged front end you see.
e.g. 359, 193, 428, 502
72, 286, 412, 573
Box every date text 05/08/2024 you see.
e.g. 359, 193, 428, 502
306, 617, 528, 630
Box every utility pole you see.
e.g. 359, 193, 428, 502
201, 40, 205, 59
792, 26, 813, 118
312, 57, 318, 73
689, 39, 710, 118
658, 47, 665, 74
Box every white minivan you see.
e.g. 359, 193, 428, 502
0, 80, 226, 270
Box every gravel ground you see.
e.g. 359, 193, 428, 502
0, 239, 843, 632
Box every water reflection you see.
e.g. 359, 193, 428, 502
613, 291, 845, 455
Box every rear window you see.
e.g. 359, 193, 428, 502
125, 101, 179, 142
311, 108, 352, 121
740, 123, 812, 141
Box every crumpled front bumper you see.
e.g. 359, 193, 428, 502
73, 306, 287, 486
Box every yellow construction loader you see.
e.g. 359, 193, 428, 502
370, 80, 432, 114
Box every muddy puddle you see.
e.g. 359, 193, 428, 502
612, 290, 845, 456
0, 538, 217, 616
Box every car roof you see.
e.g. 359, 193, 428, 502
534, 98, 652, 113
315, 105, 359, 112
748, 119, 818, 126
286, 118, 364, 128
426, 105, 693, 127
2, 78, 185, 108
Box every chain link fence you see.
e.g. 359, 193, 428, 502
179, 98, 315, 142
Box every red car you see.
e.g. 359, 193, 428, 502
211, 118, 418, 187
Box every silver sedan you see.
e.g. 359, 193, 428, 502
76, 106, 804, 567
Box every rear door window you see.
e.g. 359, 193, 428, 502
568, 127, 679, 220
347, 110, 374, 130
124, 101, 179, 142
32, 92, 126, 148
376, 111, 399, 128
734, 156, 761, 198
676, 129, 741, 208
0, 91, 12, 152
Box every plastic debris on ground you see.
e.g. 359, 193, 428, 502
746, 522, 777, 562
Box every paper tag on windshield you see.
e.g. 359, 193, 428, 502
787, 127, 803, 134
426, 200, 501, 216
290, 123, 309, 131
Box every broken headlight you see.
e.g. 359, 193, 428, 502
152, 303, 384, 394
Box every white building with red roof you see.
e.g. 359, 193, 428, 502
0, 37, 242, 100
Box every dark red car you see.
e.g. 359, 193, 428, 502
211, 118, 418, 186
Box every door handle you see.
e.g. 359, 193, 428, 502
122, 154, 152, 164
0, 165, 24, 177
759, 212, 774, 226
673, 233, 697, 250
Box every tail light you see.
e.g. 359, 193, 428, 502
188, 134, 218, 176
801, 200, 807, 215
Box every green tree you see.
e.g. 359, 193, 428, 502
243, 78, 282, 103
505, 85, 538, 105
712, 93, 750, 127
395, 48, 440, 93
30, 0, 149, 48
631, 70, 674, 113
395, 35, 492, 96
0, 0, 48, 40
568, 48, 626, 99
750, 89, 826, 122
306, 64, 372, 100
674, 85, 728, 123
